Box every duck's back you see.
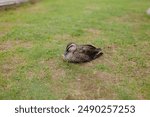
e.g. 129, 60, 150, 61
78, 45, 101, 59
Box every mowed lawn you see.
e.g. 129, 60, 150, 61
0, 0, 150, 99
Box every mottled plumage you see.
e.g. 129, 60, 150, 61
63, 42, 103, 63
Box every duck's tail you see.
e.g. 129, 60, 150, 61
94, 48, 103, 59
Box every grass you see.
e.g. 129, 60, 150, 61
0, 0, 150, 99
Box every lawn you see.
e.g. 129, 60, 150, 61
0, 0, 150, 99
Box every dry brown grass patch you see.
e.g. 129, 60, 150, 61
39, 59, 66, 80
65, 71, 119, 99
84, 28, 101, 39
1, 55, 25, 78
53, 34, 73, 41
107, 13, 149, 26
86, 5, 99, 11
0, 40, 33, 51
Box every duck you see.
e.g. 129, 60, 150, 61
63, 42, 103, 63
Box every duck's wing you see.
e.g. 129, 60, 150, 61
83, 44, 96, 49
78, 45, 99, 53
78, 44, 102, 59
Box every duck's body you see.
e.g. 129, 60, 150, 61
63, 43, 103, 63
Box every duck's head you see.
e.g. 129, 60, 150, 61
64, 42, 77, 55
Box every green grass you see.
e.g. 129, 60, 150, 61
0, 0, 150, 99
